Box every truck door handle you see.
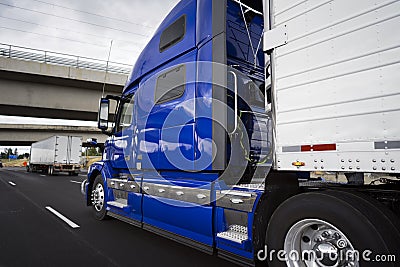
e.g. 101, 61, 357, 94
143, 186, 149, 191
158, 189, 166, 193
176, 191, 184, 196
231, 198, 244, 204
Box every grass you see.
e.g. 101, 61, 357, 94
2, 159, 28, 167
1, 156, 102, 169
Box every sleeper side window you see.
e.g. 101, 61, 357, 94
159, 15, 186, 52
155, 65, 186, 104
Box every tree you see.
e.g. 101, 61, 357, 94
82, 147, 101, 156
1, 148, 6, 159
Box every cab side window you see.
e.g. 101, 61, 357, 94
116, 96, 134, 132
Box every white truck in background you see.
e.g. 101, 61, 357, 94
28, 136, 82, 176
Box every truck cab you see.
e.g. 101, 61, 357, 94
88, 0, 268, 263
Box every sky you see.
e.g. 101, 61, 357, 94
0, 0, 180, 154
0, 0, 180, 64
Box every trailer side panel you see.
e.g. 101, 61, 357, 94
268, 0, 400, 173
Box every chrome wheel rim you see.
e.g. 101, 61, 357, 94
284, 219, 358, 267
92, 183, 105, 212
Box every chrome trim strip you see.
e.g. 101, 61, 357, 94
216, 190, 258, 212
220, 190, 252, 197
142, 182, 211, 205
107, 178, 140, 193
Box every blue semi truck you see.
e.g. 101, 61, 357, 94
83, 0, 400, 266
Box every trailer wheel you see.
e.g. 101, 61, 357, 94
265, 191, 400, 267
91, 175, 107, 220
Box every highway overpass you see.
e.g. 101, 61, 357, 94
0, 44, 131, 146
0, 56, 127, 121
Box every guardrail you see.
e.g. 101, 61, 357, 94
0, 43, 132, 75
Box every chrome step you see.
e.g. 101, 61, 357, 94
217, 225, 248, 243
107, 199, 128, 209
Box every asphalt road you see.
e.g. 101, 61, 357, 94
0, 167, 236, 267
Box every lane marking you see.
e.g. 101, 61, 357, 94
8, 181, 16, 186
40, 175, 46, 177
70, 180, 82, 184
79, 174, 86, 177
45, 206, 80, 229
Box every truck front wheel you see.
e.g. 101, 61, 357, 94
91, 175, 107, 220
265, 190, 400, 267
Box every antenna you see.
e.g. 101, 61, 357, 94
102, 40, 113, 98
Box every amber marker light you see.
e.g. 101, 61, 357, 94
292, 161, 306, 167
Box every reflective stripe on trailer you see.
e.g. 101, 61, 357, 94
301, 144, 336, 152
283, 141, 400, 153
282, 144, 337, 153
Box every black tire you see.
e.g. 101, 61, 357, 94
26, 165, 30, 172
91, 175, 107, 220
48, 166, 54, 176
265, 190, 400, 267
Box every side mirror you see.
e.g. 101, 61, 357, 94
98, 98, 110, 131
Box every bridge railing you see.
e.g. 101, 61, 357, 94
0, 43, 132, 75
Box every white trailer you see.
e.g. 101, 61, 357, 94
263, 0, 400, 176
257, 1, 400, 265
29, 136, 82, 175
